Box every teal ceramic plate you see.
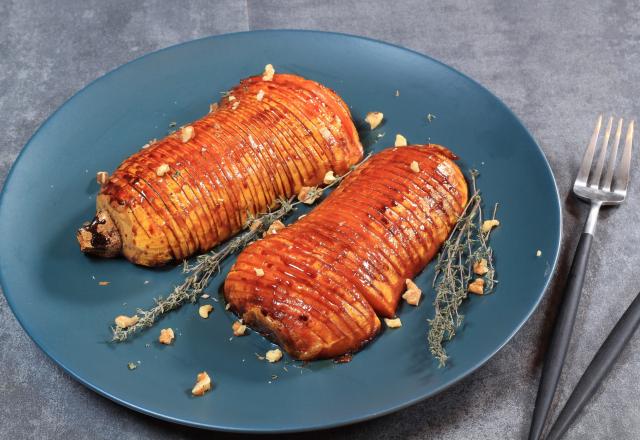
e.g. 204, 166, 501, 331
0, 30, 561, 432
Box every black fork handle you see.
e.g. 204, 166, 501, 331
528, 233, 594, 440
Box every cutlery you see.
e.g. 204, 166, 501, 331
545, 290, 640, 440
528, 115, 635, 440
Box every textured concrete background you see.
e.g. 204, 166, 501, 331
1, 0, 640, 438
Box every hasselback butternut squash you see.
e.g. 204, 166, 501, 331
77, 70, 363, 266
224, 145, 468, 360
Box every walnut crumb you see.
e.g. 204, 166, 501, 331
481, 219, 500, 233
262, 64, 275, 81
180, 126, 195, 143
395, 89, 400, 96
209, 103, 218, 113
98, 281, 110, 286
159, 328, 175, 345
156, 164, 170, 177
265, 220, 285, 236
254, 267, 265, 277
536, 250, 542, 257
232, 101, 239, 110
297, 186, 321, 204
96, 171, 109, 185
201, 293, 210, 299
323, 170, 337, 185
115, 315, 139, 329
395, 134, 407, 147
265, 348, 283, 363
468, 278, 485, 295
365, 112, 384, 130
225, 303, 231, 311
384, 317, 402, 328
191, 371, 212, 396
402, 279, 422, 306
473, 258, 489, 275
410, 161, 420, 173
198, 304, 214, 318
228, 95, 236, 101
232, 321, 247, 336
256, 89, 265, 101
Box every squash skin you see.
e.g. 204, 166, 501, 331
224, 145, 468, 360
79, 73, 363, 266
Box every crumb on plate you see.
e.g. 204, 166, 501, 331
395, 134, 407, 147
191, 371, 212, 396
365, 112, 384, 130
198, 304, 214, 319
384, 317, 402, 328
159, 328, 175, 345
402, 279, 422, 306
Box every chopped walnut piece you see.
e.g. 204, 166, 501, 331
262, 64, 275, 81
402, 279, 422, 306
232, 321, 247, 336
384, 317, 402, 328
96, 171, 109, 185
481, 219, 500, 233
159, 328, 175, 345
209, 103, 218, 113
297, 186, 322, 204
181, 126, 195, 143
254, 267, 265, 277
98, 281, 110, 286
395, 89, 400, 97
468, 278, 485, 295
232, 101, 239, 110
115, 315, 139, 329
156, 164, 170, 177
225, 303, 231, 311
265, 220, 285, 236
365, 112, 384, 130
191, 371, 212, 396
395, 134, 407, 147
256, 89, 265, 101
198, 304, 214, 318
410, 161, 420, 173
265, 348, 283, 363
536, 250, 542, 257
473, 258, 489, 275
323, 170, 337, 185
228, 95, 236, 101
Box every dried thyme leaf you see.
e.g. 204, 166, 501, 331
428, 171, 497, 366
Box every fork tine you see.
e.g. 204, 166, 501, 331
602, 118, 623, 191
591, 116, 613, 187
576, 115, 602, 185
614, 120, 635, 193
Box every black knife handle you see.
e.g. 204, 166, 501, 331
528, 233, 594, 440
545, 291, 640, 440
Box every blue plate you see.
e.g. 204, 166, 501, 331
0, 30, 561, 433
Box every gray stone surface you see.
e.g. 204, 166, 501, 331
1, 0, 639, 438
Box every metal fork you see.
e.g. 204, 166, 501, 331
528, 115, 635, 440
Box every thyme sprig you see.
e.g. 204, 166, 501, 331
111, 155, 370, 342
427, 171, 497, 366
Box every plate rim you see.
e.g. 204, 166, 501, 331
0, 29, 563, 433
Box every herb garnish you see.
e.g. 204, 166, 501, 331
428, 171, 497, 366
